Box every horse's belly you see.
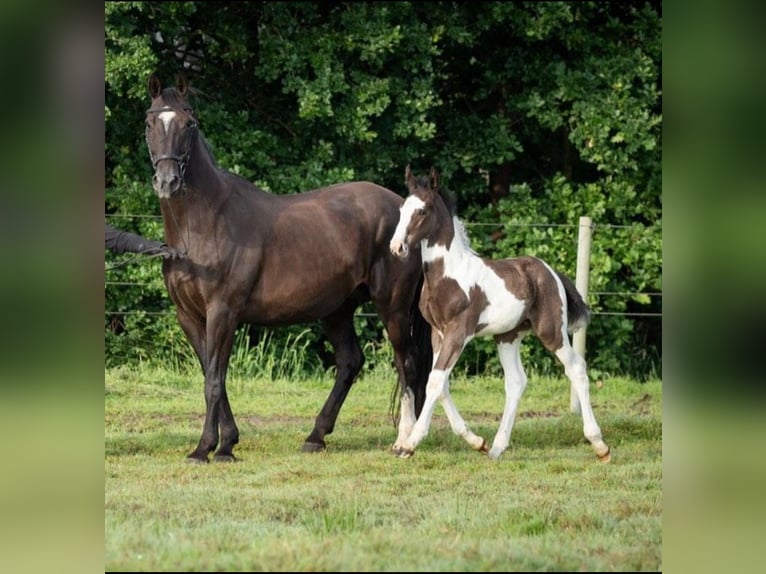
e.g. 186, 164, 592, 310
475, 294, 526, 336
243, 273, 358, 324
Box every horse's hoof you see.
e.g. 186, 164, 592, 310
392, 446, 414, 459
213, 453, 237, 463
301, 441, 326, 453
477, 439, 489, 454
597, 447, 611, 463
186, 454, 209, 464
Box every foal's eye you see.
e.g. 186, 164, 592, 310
416, 207, 428, 216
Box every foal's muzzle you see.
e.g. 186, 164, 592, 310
390, 239, 409, 258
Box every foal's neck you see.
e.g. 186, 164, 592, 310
421, 214, 475, 267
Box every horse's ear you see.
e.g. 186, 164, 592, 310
429, 166, 440, 191
175, 72, 189, 96
148, 73, 162, 99
405, 164, 417, 190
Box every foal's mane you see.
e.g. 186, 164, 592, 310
429, 177, 476, 255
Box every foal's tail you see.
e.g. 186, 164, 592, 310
556, 271, 591, 333
389, 274, 432, 424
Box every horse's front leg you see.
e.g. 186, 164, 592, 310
392, 329, 442, 455
175, 308, 213, 463
396, 328, 471, 458
181, 306, 239, 463
207, 307, 240, 462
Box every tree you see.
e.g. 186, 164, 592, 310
105, 1, 661, 379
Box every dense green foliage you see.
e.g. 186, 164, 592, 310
105, 2, 661, 379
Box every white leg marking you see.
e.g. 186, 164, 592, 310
554, 343, 610, 460
489, 340, 528, 461
394, 387, 417, 448
439, 385, 486, 451
400, 368, 450, 454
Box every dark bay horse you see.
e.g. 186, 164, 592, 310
388, 166, 610, 462
143, 74, 431, 462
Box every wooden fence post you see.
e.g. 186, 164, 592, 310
570, 216, 592, 414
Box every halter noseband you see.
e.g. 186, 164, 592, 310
146, 105, 197, 189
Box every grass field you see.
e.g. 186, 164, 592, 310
105, 364, 662, 571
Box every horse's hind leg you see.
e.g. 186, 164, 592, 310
302, 303, 364, 452
554, 343, 610, 462
439, 384, 488, 453
488, 335, 529, 461
378, 308, 420, 451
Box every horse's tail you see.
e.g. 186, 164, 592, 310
389, 274, 432, 424
556, 271, 591, 333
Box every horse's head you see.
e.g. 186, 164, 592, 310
390, 165, 442, 258
145, 73, 198, 198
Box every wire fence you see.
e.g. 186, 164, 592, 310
105, 214, 662, 319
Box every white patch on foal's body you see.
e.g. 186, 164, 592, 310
158, 110, 176, 134
422, 216, 526, 336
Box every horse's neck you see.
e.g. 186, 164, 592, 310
421, 215, 477, 275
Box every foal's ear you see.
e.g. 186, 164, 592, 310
148, 73, 163, 99
175, 72, 189, 96
405, 164, 417, 190
429, 166, 440, 191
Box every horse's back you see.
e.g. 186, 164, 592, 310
267, 181, 404, 246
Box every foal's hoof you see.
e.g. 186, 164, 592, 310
477, 439, 489, 454
301, 441, 326, 453
597, 447, 612, 463
392, 445, 415, 459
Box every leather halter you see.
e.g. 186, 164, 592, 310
145, 105, 197, 187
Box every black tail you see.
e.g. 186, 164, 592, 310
389, 275, 432, 425
556, 271, 591, 333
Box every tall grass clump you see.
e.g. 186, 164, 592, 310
228, 326, 323, 381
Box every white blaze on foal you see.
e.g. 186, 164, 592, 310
388, 165, 610, 463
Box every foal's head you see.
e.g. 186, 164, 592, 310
390, 165, 448, 258
145, 73, 199, 198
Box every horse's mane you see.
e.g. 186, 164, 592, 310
434, 182, 476, 254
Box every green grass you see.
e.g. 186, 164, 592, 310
105, 364, 662, 571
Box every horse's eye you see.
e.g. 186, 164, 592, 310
416, 207, 428, 216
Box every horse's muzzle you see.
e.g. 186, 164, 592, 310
390, 239, 409, 258
152, 169, 182, 198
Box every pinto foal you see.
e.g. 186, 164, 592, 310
389, 166, 610, 462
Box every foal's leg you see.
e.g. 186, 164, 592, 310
396, 330, 469, 458
439, 383, 488, 453
302, 303, 364, 452
488, 334, 528, 461
378, 308, 419, 451
554, 343, 610, 461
